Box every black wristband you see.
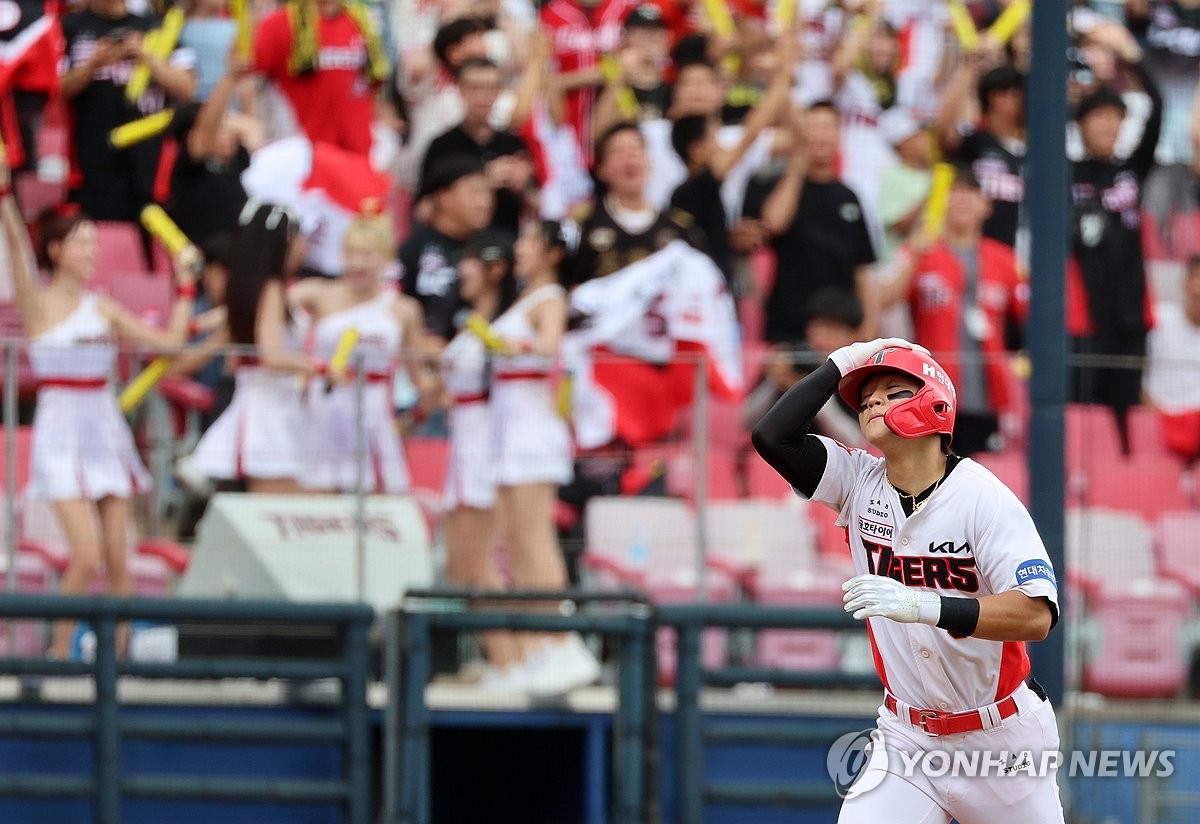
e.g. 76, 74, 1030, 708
936, 596, 980, 639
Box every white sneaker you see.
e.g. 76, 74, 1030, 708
524, 635, 601, 697
176, 455, 215, 497
479, 663, 529, 693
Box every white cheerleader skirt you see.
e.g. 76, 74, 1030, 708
300, 380, 409, 493
490, 378, 573, 488
443, 398, 496, 510
29, 384, 152, 501
190, 367, 305, 481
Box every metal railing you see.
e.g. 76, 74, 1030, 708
0, 594, 375, 824
659, 604, 879, 823
383, 588, 656, 824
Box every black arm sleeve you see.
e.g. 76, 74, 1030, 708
750, 359, 843, 498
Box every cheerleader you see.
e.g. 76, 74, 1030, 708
186, 202, 311, 493
492, 220, 598, 695
438, 231, 525, 684
0, 166, 197, 659
289, 215, 424, 494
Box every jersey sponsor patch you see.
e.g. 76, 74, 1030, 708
1015, 559, 1057, 587
858, 515, 893, 543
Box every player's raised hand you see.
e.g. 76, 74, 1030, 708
842, 574, 941, 624
828, 338, 931, 376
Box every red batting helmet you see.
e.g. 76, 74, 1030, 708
837, 347, 957, 439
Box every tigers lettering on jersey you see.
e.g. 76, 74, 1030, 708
863, 539, 980, 592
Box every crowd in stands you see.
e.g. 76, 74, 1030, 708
4, 0, 1200, 691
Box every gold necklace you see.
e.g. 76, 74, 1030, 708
891, 477, 944, 513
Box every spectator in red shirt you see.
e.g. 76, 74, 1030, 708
540, 0, 639, 166
876, 164, 1028, 456
253, 0, 389, 158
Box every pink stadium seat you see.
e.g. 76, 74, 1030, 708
1082, 457, 1190, 520
741, 340, 771, 387
1066, 404, 1125, 467
13, 173, 66, 217
0, 305, 39, 400
665, 447, 741, 501
1155, 512, 1200, 594
0, 425, 33, 493
583, 495, 697, 588
94, 221, 148, 276
738, 295, 765, 343
756, 586, 843, 673
746, 451, 793, 500
584, 495, 734, 684
1126, 406, 1173, 459
1168, 209, 1200, 262
1065, 509, 1156, 597
0, 553, 54, 657
406, 437, 450, 494
973, 451, 1029, 504
677, 395, 748, 454
1140, 209, 1169, 262
1082, 579, 1189, 699
102, 273, 173, 327
704, 500, 816, 596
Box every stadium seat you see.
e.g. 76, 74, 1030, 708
1065, 508, 1156, 596
584, 495, 697, 587
704, 500, 815, 596
756, 587, 843, 674
664, 447, 741, 501
0, 305, 39, 400
1168, 209, 1200, 262
1140, 208, 1170, 262
94, 221, 148, 276
1082, 578, 1190, 699
1126, 406, 1173, 459
405, 436, 451, 529
1155, 512, 1200, 595
0, 553, 54, 657
678, 395, 749, 454
972, 451, 1029, 504
746, 451, 793, 500
13, 172, 67, 217
1081, 457, 1191, 520
1065, 404, 1126, 466
101, 273, 174, 327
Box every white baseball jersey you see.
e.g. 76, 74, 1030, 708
805, 438, 1059, 711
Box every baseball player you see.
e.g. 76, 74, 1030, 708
752, 338, 1064, 823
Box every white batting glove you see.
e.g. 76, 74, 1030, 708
827, 338, 931, 377
842, 574, 941, 625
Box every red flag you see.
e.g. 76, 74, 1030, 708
240, 136, 392, 275
564, 241, 743, 449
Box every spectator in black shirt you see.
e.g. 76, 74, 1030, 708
167, 58, 259, 251
418, 57, 532, 238
565, 122, 694, 288
761, 101, 877, 343
400, 154, 496, 343
936, 56, 1025, 250
591, 4, 674, 138
1070, 46, 1163, 448
667, 32, 796, 285
60, 0, 196, 221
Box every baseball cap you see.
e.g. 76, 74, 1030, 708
417, 154, 487, 202
462, 229, 515, 266
878, 108, 922, 147
625, 3, 667, 29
